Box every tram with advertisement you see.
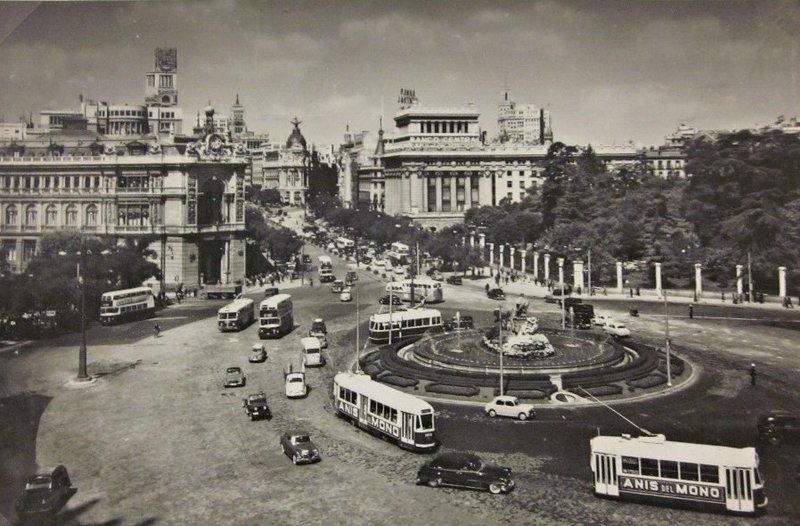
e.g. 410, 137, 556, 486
258, 293, 293, 338
333, 371, 437, 451
100, 287, 156, 325
368, 308, 443, 344
590, 433, 767, 515
217, 298, 255, 332
385, 278, 443, 304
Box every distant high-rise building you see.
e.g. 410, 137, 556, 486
230, 94, 246, 138
497, 90, 552, 145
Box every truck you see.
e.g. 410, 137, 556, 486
568, 303, 594, 329
204, 282, 243, 300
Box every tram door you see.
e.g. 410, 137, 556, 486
725, 467, 753, 512
359, 395, 369, 428
594, 454, 618, 496
401, 412, 414, 445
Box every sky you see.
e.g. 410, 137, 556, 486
0, 0, 798, 148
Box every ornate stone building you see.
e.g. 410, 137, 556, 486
259, 118, 310, 205
0, 127, 249, 293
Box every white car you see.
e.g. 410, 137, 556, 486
373, 259, 386, 268
340, 288, 352, 302
593, 313, 614, 327
603, 321, 631, 338
284, 362, 308, 399
394, 266, 407, 277
484, 396, 535, 421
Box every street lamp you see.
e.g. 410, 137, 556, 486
60, 246, 90, 381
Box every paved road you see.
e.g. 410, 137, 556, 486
1, 228, 799, 524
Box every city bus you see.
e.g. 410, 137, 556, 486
387, 241, 410, 265
258, 293, 293, 338
318, 255, 334, 283
335, 237, 355, 253
333, 371, 437, 451
590, 433, 767, 515
386, 278, 444, 304
368, 308, 443, 344
217, 297, 255, 332
100, 287, 156, 325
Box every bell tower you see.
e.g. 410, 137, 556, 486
145, 47, 178, 107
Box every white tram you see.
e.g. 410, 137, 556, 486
590, 434, 767, 514
368, 308, 442, 344
217, 297, 255, 332
100, 287, 156, 325
386, 278, 443, 304
333, 372, 437, 451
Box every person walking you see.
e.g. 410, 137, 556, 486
688, 304, 694, 319
485, 283, 490, 293
749, 362, 757, 386
153, 323, 161, 338
309, 277, 314, 287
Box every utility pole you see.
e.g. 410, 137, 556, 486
587, 249, 592, 296
498, 305, 504, 396
664, 289, 672, 387
747, 251, 753, 302
388, 286, 394, 345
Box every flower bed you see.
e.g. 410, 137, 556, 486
379, 375, 419, 388
425, 384, 480, 397
626, 374, 666, 389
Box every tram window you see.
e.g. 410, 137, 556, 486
680, 462, 699, 481
641, 458, 659, 477
699, 464, 719, 483
754, 469, 762, 485
660, 460, 679, 479
621, 456, 639, 474
418, 413, 433, 429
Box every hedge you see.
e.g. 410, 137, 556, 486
571, 384, 623, 397
657, 359, 684, 376
626, 374, 666, 389
425, 384, 480, 397
362, 363, 382, 377
380, 375, 419, 388
506, 389, 550, 400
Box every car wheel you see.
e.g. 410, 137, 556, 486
488, 483, 504, 495
488, 409, 497, 418
292, 454, 299, 465
518, 413, 528, 421
428, 477, 441, 488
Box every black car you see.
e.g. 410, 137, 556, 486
487, 288, 506, 300
15, 465, 72, 518
416, 452, 514, 494
264, 286, 280, 298
379, 295, 403, 306
280, 430, 322, 464
757, 410, 800, 445
243, 392, 271, 420
446, 275, 463, 285
444, 315, 474, 331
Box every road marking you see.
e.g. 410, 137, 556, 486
153, 316, 189, 320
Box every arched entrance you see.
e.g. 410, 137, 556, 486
198, 176, 225, 225
199, 240, 225, 284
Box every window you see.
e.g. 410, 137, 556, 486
507, 180, 513, 188
45, 205, 58, 226
640, 458, 659, 477
679, 462, 699, 481
159, 75, 173, 88
699, 464, 719, 483
85, 204, 98, 226
22, 240, 36, 262
25, 204, 37, 226
2, 239, 17, 262
65, 204, 78, 227
5, 205, 18, 225
660, 460, 679, 479
621, 456, 639, 474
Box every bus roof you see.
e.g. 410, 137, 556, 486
218, 297, 254, 313
102, 286, 153, 297
402, 277, 439, 286
369, 308, 442, 324
590, 434, 759, 467
334, 371, 434, 414
259, 293, 292, 309
301, 336, 321, 349
318, 255, 332, 263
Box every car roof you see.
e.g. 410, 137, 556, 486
285, 429, 311, 437
494, 395, 518, 402
226, 367, 241, 372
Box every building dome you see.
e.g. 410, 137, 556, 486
286, 117, 307, 150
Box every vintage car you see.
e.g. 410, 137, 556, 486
603, 321, 631, 338
484, 396, 535, 421
757, 410, 800, 445
443, 315, 474, 331
446, 275, 463, 285
416, 452, 514, 494
15, 465, 72, 518
249, 344, 267, 363
487, 288, 506, 300
378, 294, 403, 306
340, 288, 352, 302
284, 362, 308, 399
309, 318, 328, 348
346, 270, 358, 284
331, 280, 345, 293
264, 286, 280, 298
242, 392, 271, 420
224, 366, 246, 388
280, 430, 321, 464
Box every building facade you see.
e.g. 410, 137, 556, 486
497, 90, 553, 145
260, 118, 310, 205
0, 132, 248, 292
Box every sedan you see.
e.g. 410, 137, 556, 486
15, 465, 72, 518
416, 452, 514, 494
487, 288, 506, 300
280, 430, 322, 465
593, 313, 614, 327
379, 295, 403, 306
340, 288, 352, 302
249, 344, 267, 363
603, 322, 631, 338
484, 396, 535, 420
446, 275, 463, 285
224, 366, 246, 387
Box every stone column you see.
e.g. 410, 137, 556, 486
694, 263, 702, 298
499, 245, 505, 269
779, 266, 787, 298
654, 262, 662, 296
520, 250, 527, 274
464, 175, 472, 209
469, 234, 475, 248
616, 261, 623, 294
736, 264, 744, 295
479, 233, 486, 249
533, 251, 539, 280
573, 261, 584, 292
557, 258, 564, 285
509, 247, 516, 271
543, 253, 551, 282
488, 243, 495, 265
435, 176, 443, 212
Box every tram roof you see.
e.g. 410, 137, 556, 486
369, 308, 442, 323
334, 371, 434, 414
590, 434, 758, 466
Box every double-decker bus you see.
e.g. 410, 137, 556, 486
590, 433, 767, 515
258, 293, 293, 338
333, 371, 436, 451
385, 278, 443, 304
368, 308, 442, 344
100, 287, 156, 325
387, 241, 410, 265
217, 298, 255, 332
318, 255, 334, 283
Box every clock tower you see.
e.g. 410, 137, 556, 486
145, 47, 178, 107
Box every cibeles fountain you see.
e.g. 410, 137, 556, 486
377, 294, 686, 404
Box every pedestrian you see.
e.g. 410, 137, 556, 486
749, 363, 757, 386
309, 277, 314, 287
629, 288, 634, 298
153, 323, 161, 338
636, 286, 640, 296
787, 296, 794, 309
688, 304, 694, 319
485, 283, 490, 293
721, 291, 725, 302
603, 286, 607, 296
495, 274, 500, 286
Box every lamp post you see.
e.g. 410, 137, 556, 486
498, 300, 504, 396
76, 255, 89, 381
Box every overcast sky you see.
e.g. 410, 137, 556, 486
0, 0, 798, 148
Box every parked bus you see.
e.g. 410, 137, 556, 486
100, 287, 156, 325
217, 298, 255, 332
368, 308, 442, 344
318, 255, 334, 283
333, 371, 437, 451
258, 293, 293, 339
590, 434, 767, 515
385, 278, 444, 304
